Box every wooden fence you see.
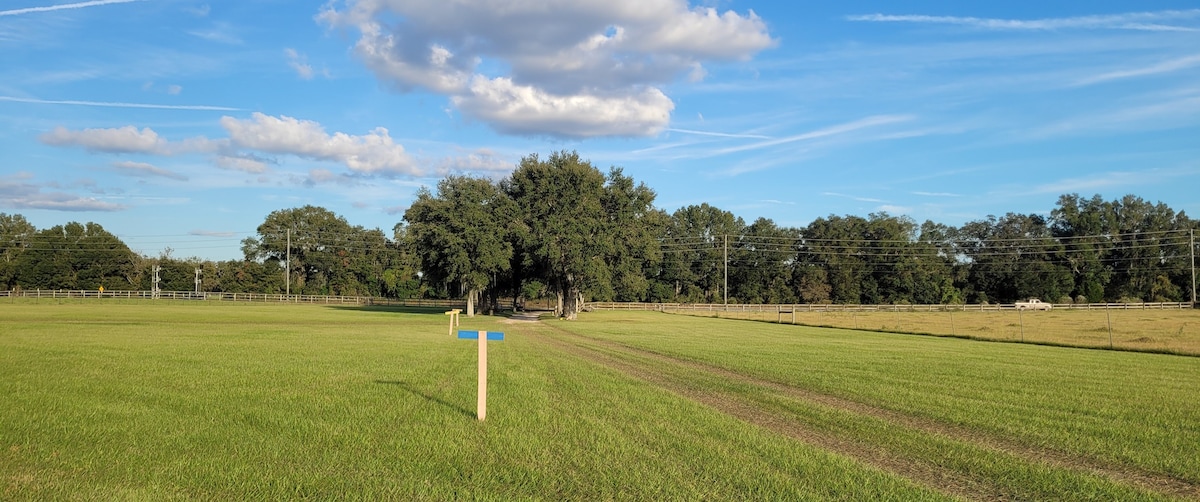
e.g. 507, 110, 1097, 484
3, 291, 1190, 312
585, 301, 1194, 312
0, 289, 465, 308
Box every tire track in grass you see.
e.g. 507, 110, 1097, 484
530, 322, 1198, 501
520, 324, 1001, 501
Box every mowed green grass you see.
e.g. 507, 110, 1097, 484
689, 307, 1200, 355
1, 301, 944, 500
557, 311, 1200, 492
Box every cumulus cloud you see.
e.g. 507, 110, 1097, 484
40, 125, 167, 154
0, 176, 125, 212
41, 114, 420, 176
435, 148, 513, 175
219, 112, 419, 175
319, 0, 775, 137
214, 154, 271, 173
304, 168, 341, 186
39, 125, 225, 155
452, 76, 674, 137
111, 160, 188, 181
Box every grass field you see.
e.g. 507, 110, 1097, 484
668, 307, 1200, 355
2, 301, 1198, 500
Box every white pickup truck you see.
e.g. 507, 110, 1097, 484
1015, 298, 1053, 311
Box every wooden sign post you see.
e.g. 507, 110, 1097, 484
457, 330, 504, 420
444, 309, 461, 336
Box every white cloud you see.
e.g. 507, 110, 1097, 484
185, 4, 210, 17
847, 10, 1200, 32
1031, 94, 1200, 137
188, 22, 241, 44
1031, 167, 1200, 195
41, 125, 166, 153
0, 0, 142, 17
111, 160, 188, 181
350, 34, 471, 93
306, 168, 339, 185
219, 112, 420, 175
436, 148, 513, 175
214, 154, 269, 173
0, 176, 125, 212
452, 76, 674, 137
823, 192, 885, 203
319, 0, 775, 138
44, 114, 519, 179
912, 191, 962, 198
39, 125, 226, 155
1075, 54, 1200, 86
877, 204, 913, 215
285, 48, 315, 80
167, 84, 183, 95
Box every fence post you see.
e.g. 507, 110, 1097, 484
1019, 308, 1024, 342
1107, 307, 1113, 348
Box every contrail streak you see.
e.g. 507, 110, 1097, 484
0, 96, 240, 111
0, 0, 142, 17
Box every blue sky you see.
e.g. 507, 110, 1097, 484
2, 0, 1198, 261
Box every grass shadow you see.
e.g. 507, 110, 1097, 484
374, 379, 475, 419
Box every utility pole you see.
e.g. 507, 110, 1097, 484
286, 228, 291, 296
1191, 228, 1196, 306
194, 267, 202, 294
152, 265, 161, 299
723, 234, 728, 306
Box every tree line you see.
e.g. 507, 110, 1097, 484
2, 152, 1196, 317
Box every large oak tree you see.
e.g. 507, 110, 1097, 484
405, 176, 514, 316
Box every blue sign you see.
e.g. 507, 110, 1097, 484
457, 330, 504, 341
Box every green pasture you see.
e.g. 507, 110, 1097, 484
1, 302, 938, 500
556, 311, 1200, 497
2, 301, 1198, 500
679, 307, 1200, 355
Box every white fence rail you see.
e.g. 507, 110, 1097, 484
585, 301, 1194, 312
0, 289, 465, 308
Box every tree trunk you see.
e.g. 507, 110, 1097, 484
555, 289, 564, 317
467, 287, 476, 317
563, 285, 582, 320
